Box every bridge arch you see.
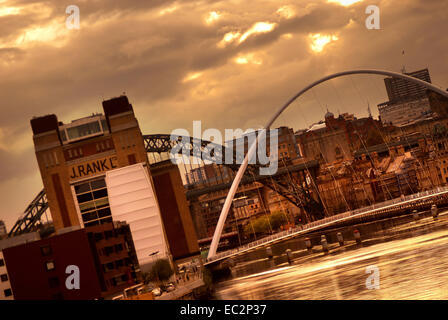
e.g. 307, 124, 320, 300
207, 69, 448, 260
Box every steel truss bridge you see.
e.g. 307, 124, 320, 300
8, 134, 323, 237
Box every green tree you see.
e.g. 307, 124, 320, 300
253, 216, 270, 234
269, 211, 289, 230
149, 259, 174, 283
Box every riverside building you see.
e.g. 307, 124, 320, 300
30, 96, 199, 272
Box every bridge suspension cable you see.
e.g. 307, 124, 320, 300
207, 69, 448, 260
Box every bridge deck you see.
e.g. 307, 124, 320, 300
205, 186, 448, 265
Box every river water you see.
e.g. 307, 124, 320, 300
214, 223, 448, 300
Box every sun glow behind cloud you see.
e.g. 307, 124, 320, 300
235, 53, 262, 65
205, 11, 221, 25
159, 5, 178, 16
218, 21, 276, 48
0, 6, 21, 17
276, 5, 295, 19
309, 33, 339, 52
327, 0, 363, 6
183, 72, 203, 82
239, 22, 276, 43
218, 31, 241, 48
1, 21, 70, 49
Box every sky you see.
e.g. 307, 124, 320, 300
1, 0, 448, 230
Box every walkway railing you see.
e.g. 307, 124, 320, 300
205, 186, 448, 264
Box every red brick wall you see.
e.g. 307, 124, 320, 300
3, 230, 102, 300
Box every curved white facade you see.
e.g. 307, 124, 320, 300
106, 163, 170, 271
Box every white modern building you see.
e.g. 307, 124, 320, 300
105, 163, 171, 272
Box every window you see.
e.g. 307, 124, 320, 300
41, 245, 52, 256
48, 277, 60, 288
103, 262, 115, 272
60, 130, 67, 142
0, 259, 4, 267
67, 121, 101, 140
4, 288, 12, 297
85, 220, 99, 227
101, 120, 109, 132
46, 260, 55, 271
1, 274, 8, 282
104, 230, 114, 239
94, 232, 104, 242
75, 178, 111, 225
104, 246, 114, 256
115, 243, 123, 253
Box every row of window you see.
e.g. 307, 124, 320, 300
120, 132, 136, 149
101, 243, 124, 257
75, 178, 113, 226
108, 273, 129, 287
92, 229, 117, 242
42, 151, 59, 168
102, 258, 131, 273
96, 140, 113, 152
60, 119, 108, 142
67, 147, 83, 159
85, 217, 113, 227
75, 178, 106, 195
65, 138, 115, 162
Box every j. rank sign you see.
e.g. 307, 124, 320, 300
69, 156, 118, 180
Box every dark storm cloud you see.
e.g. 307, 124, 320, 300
0, 0, 448, 229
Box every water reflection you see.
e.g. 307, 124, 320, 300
215, 229, 448, 299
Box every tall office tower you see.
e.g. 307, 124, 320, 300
378, 68, 434, 126
384, 68, 431, 103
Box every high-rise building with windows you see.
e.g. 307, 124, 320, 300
378, 68, 434, 126
384, 68, 431, 103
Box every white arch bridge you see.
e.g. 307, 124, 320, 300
9, 69, 448, 263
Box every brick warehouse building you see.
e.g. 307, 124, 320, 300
29, 95, 200, 276
1, 222, 140, 300
30, 96, 150, 231
3, 229, 102, 300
